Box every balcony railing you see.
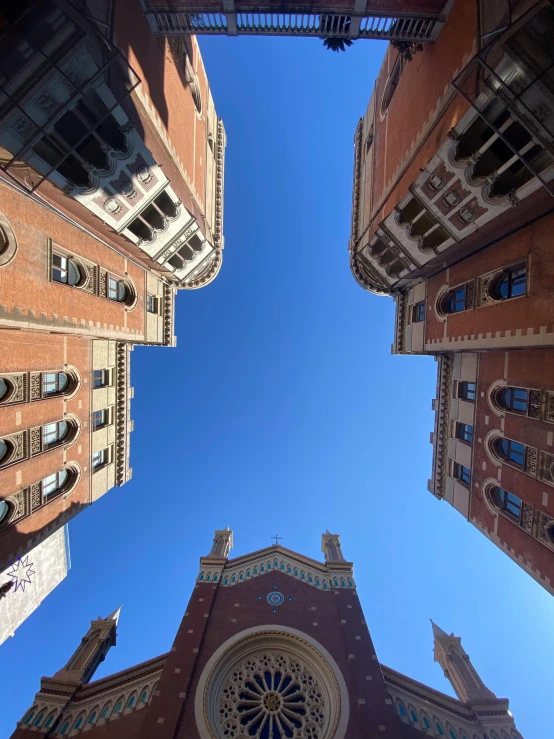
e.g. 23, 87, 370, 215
147, 11, 439, 41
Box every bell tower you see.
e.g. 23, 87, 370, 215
53, 606, 121, 686
431, 620, 495, 703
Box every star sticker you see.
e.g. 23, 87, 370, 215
7, 556, 36, 593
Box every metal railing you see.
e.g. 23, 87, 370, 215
149, 11, 438, 40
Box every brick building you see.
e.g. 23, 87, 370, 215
0, 0, 226, 623
349, 0, 554, 594
10, 530, 524, 739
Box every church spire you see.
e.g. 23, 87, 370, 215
53, 608, 121, 685
431, 620, 495, 703
206, 527, 233, 559
321, 530, 346, 562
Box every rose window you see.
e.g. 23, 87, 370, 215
218, 653, 326, 739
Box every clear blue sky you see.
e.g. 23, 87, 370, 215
2, 36, 553, 738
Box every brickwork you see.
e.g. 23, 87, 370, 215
0, 328, 90, 572
423, 213, 554, 352
470, 350, 554, 594
10, 540, 525, 738
0, 182, 160, 343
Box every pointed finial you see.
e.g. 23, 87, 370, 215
430, 619, 449, 640
106, 605, 122, 625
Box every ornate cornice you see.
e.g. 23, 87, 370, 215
162, 283, 175, 346
115, 343, 132, 487
214, 117, 226, 249
199, 546, 355, 591
394, 289, 407, 354
350, 118, 363, 248
431, 354, 454, 500
350, 251, 392, 296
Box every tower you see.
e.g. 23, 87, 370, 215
53, 607, 121, 686
11, 534, 524, 739
431, 620, 519, 737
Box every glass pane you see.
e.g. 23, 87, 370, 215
42, 423, 58, 444
68, 260, 81, 286
57, 373, 69, 392
0, 500, 9, 522
57, 421, 69, 440
43, 373, 57, 393
117, 282, 127, 302
42, 473, 58, 495
0, 378, 8, 401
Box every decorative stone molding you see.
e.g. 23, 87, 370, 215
0, 372, 27, 405
195, 627, 350, 739
431, 354, 454, 499
162, 284, 175, 346
350, 119, 363, 248
200, 548, 355, 591
350, 251, 391, 295
214, 118, 226, 249
0, 211, 18, 267
394, 289, 407, 354
114, 343, 132, 487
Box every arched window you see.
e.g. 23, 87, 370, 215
0, 377, 14, 403
60, 721, 70, 735
489, 487, 522, 521
0, 437, 15, 468
41, 468, 76, 498
23, 711, 35, 724
88, 711, 97, 724
113, 701, 123, 714
33, 713, 44, 726
436, 722, 445, 736
410, 710, 419, 723
0, 499, 11, 527
494, 387, 529, 414
107, 276, 128, 303
127, 695, 135, 708
381, 56, 405, 115
42, 372, 71, 397
42, 421, 70, 449
101, 705, 110, 719
397, 701, 406, 716
423, 716, 431, 729
74, 716, 83, 729
449, 729, 458, 739
493, 437, 525, 467
139, 691, 148, 703
440, 285, 468, 314
52, 253, 85, 287
489, 263, 526, 300
44, 714, 55, 728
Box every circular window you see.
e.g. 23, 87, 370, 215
197, 630, 348, 739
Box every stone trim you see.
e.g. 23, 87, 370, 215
214, 118, 225, 249
394, 290, 407, 354
0, 209, 18, 267
205, 550, 355, 590
114, 343, 132, 487
430, 354, 454, 499
162, 284, 176, 346
350, 119, 363, 248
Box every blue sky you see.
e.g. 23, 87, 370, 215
2, 35, 553, 738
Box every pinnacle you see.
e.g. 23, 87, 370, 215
430, 619, 449, 640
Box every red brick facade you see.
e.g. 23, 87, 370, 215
10, 540, 523, 738
0, 0, 225, 617
349, 0, 554, 595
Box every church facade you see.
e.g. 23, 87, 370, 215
11, 531, 523, 739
